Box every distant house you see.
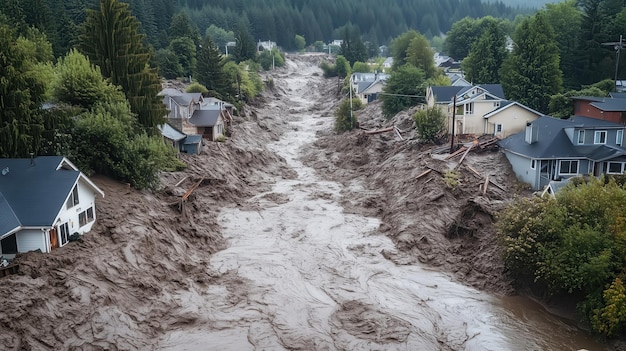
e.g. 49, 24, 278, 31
158, 123, 203, 155
0, 156, 105, 257
350, 72, 390, 104
160, 89, 204, 132
499, 115, 626, 190
188, 105, 226, 141
257, 40, 277, 52
382, 57, 393, 71
571, 95, 626, 125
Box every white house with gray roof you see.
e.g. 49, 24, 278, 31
349, 72, 390, 105
499, 116, 626, 190
0, 156, 104, 257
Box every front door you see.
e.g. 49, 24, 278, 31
49, 228, 59, 250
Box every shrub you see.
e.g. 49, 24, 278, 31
413, 107, 446, 144
334, 98, 363, 133
186, 82, 209, 95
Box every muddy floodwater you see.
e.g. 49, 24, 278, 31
158, 58, 608, 351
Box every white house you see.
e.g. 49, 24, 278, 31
0, 156, 105, 257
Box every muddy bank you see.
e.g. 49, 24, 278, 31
302, 100, 527, 294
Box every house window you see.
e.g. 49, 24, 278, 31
465, 103, 473, 115
594, 131, 607, 144
577, 130, 585, 144
608, 162, 625, 174
531, 159, 536, 169
495, 124, 503, 134
59, 222, 69, 246
66, 185, 79, 209
559, 160, 579, 175
79, 207, 95, 227
617, 130, 624, 146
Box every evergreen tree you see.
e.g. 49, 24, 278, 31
381, 64, 425, 118
390, 30, 420, 71
462, 21, 507, 84
196, 36, 228, 99
500, 12, 562, 114
405, 33, 437, 79
79, 0, 166, 134
0, 25, 46, 157
232, 23, 256, 63
542, 0, 582, 89
340, 27, 367, 66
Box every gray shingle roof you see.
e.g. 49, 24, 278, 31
183, 135, 203, 145
590, 99, 626, 112
158, 123, 186, 141
0, 192, 20, 236
430, 86, 464, 103
499, 116, 626, 160
571, 115, 625, 128
478, 84, 506, 99
189, 108, 220, 127
0, 157, 80, 231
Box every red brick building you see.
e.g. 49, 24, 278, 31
572, 95, 626, 125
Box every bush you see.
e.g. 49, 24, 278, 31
413, 107, 446, 144
497, 177, 626, 337
334, 98, 363, 133
186, 82, 209, 95
320, 61, 337, 78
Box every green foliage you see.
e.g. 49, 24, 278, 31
196, 35, 228, 99
168, 37, 197, 78
223, 61, 264, 102
413, 107, 446, 144
72, 102, 184, 190
443, 169, 461, 190
313, 40, 325, 52
390, 30, 420, 70
334, 98, 363, 133
352, 61, 370, 73
205, 25, 234, 53
500, 12, 562, 114
381, 64, 425, 118
0, 24, 46, 158
497, 177, 626, 336
444, 17, 503, 60
335, 55, 351, 78
156, 48, 183, 79
340, 27, 368, 65
80, 0, 166, 134
52, 49, 126, 109
294, 34, 305, 51
320, 61, 337, 78
462, 20, 507, 84
232, 24, 256, 63
405, 33, 437, 79
259, 49, 285, 71
549, 85, 606, 118
186, 82, 209, 95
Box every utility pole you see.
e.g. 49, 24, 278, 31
350, 83, 354, 129
450, 95, 457, 153
602, 35, 625, 92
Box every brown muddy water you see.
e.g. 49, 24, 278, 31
158, 58, 608, 351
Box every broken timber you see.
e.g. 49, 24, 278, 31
0, 264, 19, 278
416, 169, 432, 180
394, 126, 404, 140
364, 126, 394, 135
456, 143, 475, 168
179, 177, 204, 212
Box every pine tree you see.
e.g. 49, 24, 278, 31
196, 36, 228, 99
0, 25, 46, 157
79, 0, 166, 134
462, 21, 507, 84
500, 12, 562, 113
233, 24, 256, 63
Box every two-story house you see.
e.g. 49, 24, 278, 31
349, 72, 390, 105
499, 115, 626, 190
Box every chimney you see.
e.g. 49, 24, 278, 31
30, 152, 35, 166
525, 122, 538, 144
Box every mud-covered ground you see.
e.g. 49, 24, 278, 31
0, 54, 611, 351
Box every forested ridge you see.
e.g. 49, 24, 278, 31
0, 0, 534, 56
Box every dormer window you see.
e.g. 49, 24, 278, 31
594, 131, 607, 144
66, 185, 79, 209
618, 130, 623, 146
577, 130, 585, 144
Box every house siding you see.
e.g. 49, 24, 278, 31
503, 151, 538, 188
16, 229, 46, 253
575, 100, 624, 124
485, 106, 541, 138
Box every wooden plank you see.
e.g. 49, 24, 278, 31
444, 146, 467, 160
466, 165, 482, 177
416, 169, 432, 180
364, 126, 394, 135
456, 144, 474, 167
174, 176, 189, 187
394, 126, 404, 140
483, 176, 489, 195
489, 178, 506, 191
182, 177, 204, 202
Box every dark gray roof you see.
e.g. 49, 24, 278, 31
590, 98, 626, 112
479, 84, 506, 99
158, 123, 186, 141
189, 108, 220, 127
499, 116, 626, 160
0, 192, 20, 236
430, 86, 464, 103
570, 115, 625, 128
609, 92, 626, 99
571, 96, 604, 102
183, 135, 203, 145
0, 157, 79, 230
